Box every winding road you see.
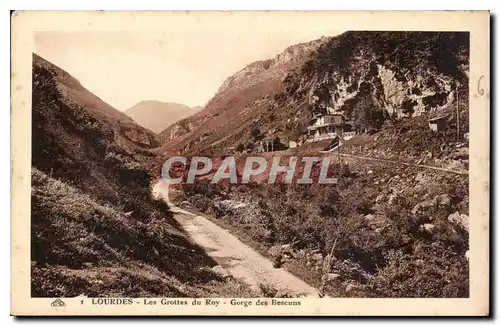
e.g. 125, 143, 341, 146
324, 152, 468, 175
152, 180, 319, 297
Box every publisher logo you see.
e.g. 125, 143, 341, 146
50, 298, 66, 307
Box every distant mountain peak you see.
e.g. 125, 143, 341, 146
125, 101, 202, 133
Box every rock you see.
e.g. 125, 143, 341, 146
420, 223, 435, 233
364, 214, 375, 221
448, 212, 469, 231
179, 201, 192, 208
345, 283, 359, 294
436, 194, 451, 207
414, 259, 425, 267
212, 265, 231, 279
274, 289, 291, 298
367, 170, 373, 174
321, 273, 341, 286
411, 198, 437, 215
268, 245, 280, 256
388, 193, 399, 205
312, 253, 323, 262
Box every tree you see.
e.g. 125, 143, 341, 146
351, 92, 386, 133
250, 122, 261, 141
32, 65, 61, 108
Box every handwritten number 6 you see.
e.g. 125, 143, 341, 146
478, 75, 485, 96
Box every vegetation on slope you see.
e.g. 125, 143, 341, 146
31, 55, 255, 297
177, 154, 469, 298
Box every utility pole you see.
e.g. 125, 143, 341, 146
456, 84, 460, 141
338, 128, 342, 180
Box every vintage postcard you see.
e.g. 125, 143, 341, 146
11, 11, 490, 316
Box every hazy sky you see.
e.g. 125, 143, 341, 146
34, 16, 343, 111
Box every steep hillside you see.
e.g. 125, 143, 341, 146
157, 32, 469, 159
33, 54, 158, 150
157, 37, 330, 153
125, 100, 202, 133
31, 54, 254, 297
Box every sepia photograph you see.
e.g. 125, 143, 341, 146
11, 10, 490, 316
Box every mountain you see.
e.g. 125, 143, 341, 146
156, 32, 469, 159
125, 100, 202, 133
31, 54, 252, 297
157, 37, 330, 150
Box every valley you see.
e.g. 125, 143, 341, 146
31, 30, 470, 298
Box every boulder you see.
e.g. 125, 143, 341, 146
212, 265, 231, 279
414, 259, 425, 267
268, 244, 293, 257
312, 253, 324, 262
420, 223, 435, 233
345, 283, 359, 294
388, 193, 399, 205
448, 212, 469, 231
321, 273, 341, 286
436, 194, 451, 207
364, 214, 375, 221
411, 198, 437, 215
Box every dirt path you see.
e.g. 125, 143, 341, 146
152, 180, 319, 298
325, 152, 468, 175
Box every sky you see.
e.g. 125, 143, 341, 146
34, 14, 343, 111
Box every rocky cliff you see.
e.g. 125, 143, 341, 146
283, 32, 469, 128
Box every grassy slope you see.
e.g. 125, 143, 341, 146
178, 151, 469, 298
31, 169, 254, 297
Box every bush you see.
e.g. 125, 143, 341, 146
235, 143, 245, 152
